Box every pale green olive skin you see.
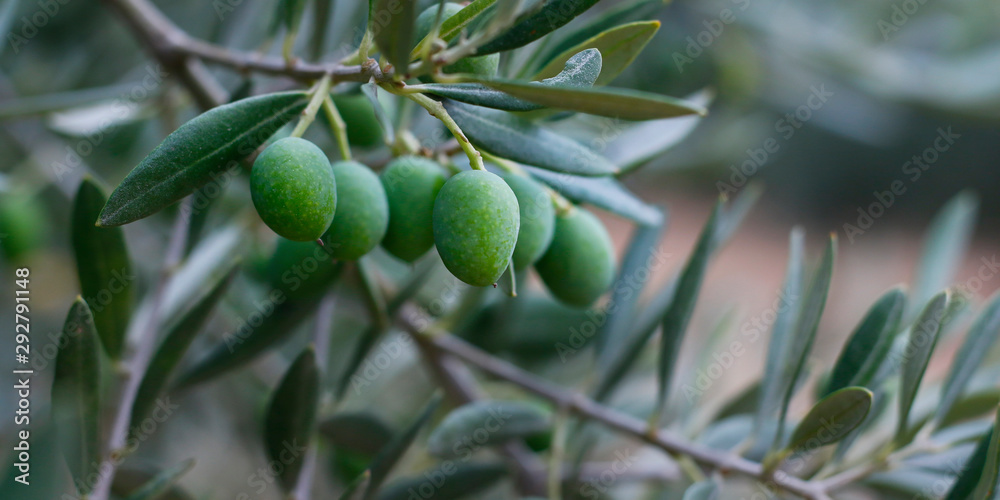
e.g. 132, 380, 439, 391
535, 207, 615, 308
251, 137, 337, 242
415, 3, 499, 81
433, 170, 520, 286
501, 174, 555, 270
380, 156, 446, 262
321, 161, 389, 260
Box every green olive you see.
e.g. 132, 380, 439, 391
321, 161, 389, 260
380, 156, 446, 262
251, 137, 337, 242
433, 170, 520, 286
266, 238, 339, 300
415, 3, 499, 81
331, 93, 384, 148
0, 192, 46, 261
535, 207, 615, 307
501, 174, 555, 269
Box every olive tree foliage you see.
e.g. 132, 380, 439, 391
11, 0, 1000, 499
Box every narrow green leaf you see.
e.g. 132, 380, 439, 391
52, 298, 102, 495
478, 0, 600, 54
122, 459, 195, 500
682, 480, 719, 500
410, 0, 498, 59
972, 408, 1000, 499
444, 100, 618, 176
609, 90, 712, 173
319, 412, 394, 456
534, 0, 663, 74
99, 92, 309, 226
373, 0, 417, 73
339, 471, 371, 500
755, 229, 805, 435
524, 166, 662, 225
940, 389, 1000, 428
427, 401, 551, 458
786, 387, 872, 455
419, 48, 601, 111
482, 80, 707, 120
265, 347, 321, 492
113, 466, 196, 500
712, 183, 762, 250
360, 83, 394, 141
825, 287, 905, 396
72, 178, 133, 359
366, 393, 442, 498
376, 463, 506, 500
945, 416, 994, 500
897, 290, 951, 443
936, 291, 1000, 425
908, 191, 977, 322
269, 0, 309, 34
773, 234, 836, 449
534, 21, 660, 84
655, 200, 723, 415
129, 261, 239, 436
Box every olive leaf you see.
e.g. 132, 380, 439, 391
375, 463, 506, 500
121, 459, 195, 500
366, 393, 442, 498
265, 347, 321, 492
534, 20, 661, 85
824, 287, 905, 396
360, 83, 394, 142
409, 0, 497, 59
319, 412, 394, 456
481, 80, 707, 120
129, 260, 238, 437
608, 90, 713, 173
655, 200, 722, 416
419, 48, 602, 111
444, 100, 618, 176
427, 401, 551, 458
268, 0, 308, 35
682, 480, 720, 500
935, 291, 1000, 425
478, 0, 600, 54
939, 388, 1000, 428
897, 290, 951, 443
99, 92, 309, 227
71, 178, 133, 359
972, 409, 1000, 500
52, 298, 102, 496
372, 0, 417, 73
945, 423, 994, 500
524, 166, 662, 226
786, 387, 872, 455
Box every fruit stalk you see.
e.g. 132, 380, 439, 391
321, 96, 352, 161
290, 74, 333, 138
381, 84, 485, 171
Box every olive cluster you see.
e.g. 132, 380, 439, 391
250, 138, 616, 308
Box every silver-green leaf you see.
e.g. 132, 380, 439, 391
787, 387, 872, 454
427, 400, 551, 458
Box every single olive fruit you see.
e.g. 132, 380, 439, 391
321, 161, 389, 260
0, 192, 46, 261
267, 238, 340, 300
380, 156, 447, 262
433, 170, 520, 286
535, 207, 615, 308
501, 174, 555, 269
415, 3, 499, 80
251, 137, 337, 242
331, 93, 383, 148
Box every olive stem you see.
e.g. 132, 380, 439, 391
382, 84, 485, 171
290, 73, 333, 138
320, 96, 352, 161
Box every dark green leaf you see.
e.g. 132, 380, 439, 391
99, 92, 309, 226
444, 100, 617, 175
534, 21, 660, 84
481, 80, 707, 120
945, 423, 993, 500
787, 387, 872, 454
427, 401, 551, 458
478, 0, 600, 54
320, 412, 395, 456
897, 290, 951, 443
269, 0, 308, 34
373, 0, 417, 73
655, 200, 722, 415
72, 178, 133, 359
940, 389, 1000, 429
129, 261, 238, 437
366, 393, 442, 498
410, 0, 498, 58
376, 463, 506, 500
265, 348, 321, 492
908, 191, 977, 322
52, 298, 102, 495
524, 166, 662, 225
122, 459, 195, 500
936, 291, 1000, 425
773, 234, 837, 449
712, 183, 762, 250
360, 83, 394, 141
972, 408, 1000, 499
825, 287, 905, 396
609, 91, 712, 173
682, 480, 719, 500
419, 48, 601, 111
113, 466, 195, 500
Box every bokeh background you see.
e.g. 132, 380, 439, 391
0, 0, 998, 498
